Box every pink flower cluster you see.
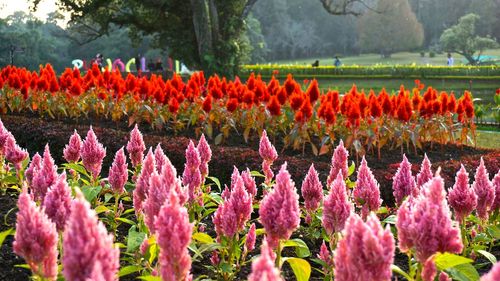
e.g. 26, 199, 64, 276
396, 176, 462, 262
63, 130, 82, 163
248, 240, 283, 281
197, 134, 212, 177
245, 223, 257, 253
126, 124, 146, 167
182, 140, 202, 203
327, 140, 349, 187
259, 163, 300, 248
472, 158, 495, 221
133, 149, 156, 215
259, 130, 278, 185
416, 154, 433, 187
0, 121, 28, 171
31, 145, 58, 202
322, 171, 353, 236
108, 147, 128, 194
448, 165, 477, 222
13, 189, 58, 280
156, 191, 193, 281
213, 169, 252, 238
481, 261, 500, 281
301, 164, 323, 223
353, 156, 381, 219
334, 213, 395, 281
63, 191, 119, 281
43, 172, 72, 232
81, 127, 106, 179
392, 155, 418, 205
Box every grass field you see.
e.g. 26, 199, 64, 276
272, 49, 500, 66
476, 130, 500, 149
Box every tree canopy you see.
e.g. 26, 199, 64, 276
440, 13, 497, 65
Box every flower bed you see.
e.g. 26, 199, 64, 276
0, 118, 499, 281
0, 64, 477, 158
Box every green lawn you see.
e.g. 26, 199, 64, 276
273, 49, 500, 66
476, 130, 500, 150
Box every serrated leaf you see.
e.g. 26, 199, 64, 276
192, 232, 214, 244
126, 225, 146, 253
283, 257, 311, 281
118, 265, 142, 277
435, 252, 473, 270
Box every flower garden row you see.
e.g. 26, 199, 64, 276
240, 64, 500, 78
0, 64, 476, 157
0, 119, 499, 281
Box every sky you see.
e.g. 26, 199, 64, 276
0, 0, 66, 22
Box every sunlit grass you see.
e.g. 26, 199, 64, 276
476, 130, 500, 149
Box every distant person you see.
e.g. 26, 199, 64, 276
312, 60, 319, 67
447, 53, 454, 66
147, 60, 155, 71
95, 53, 104, 68
334, 56, 342, 67
155, 58, 164, 71
135, 53, 141, 73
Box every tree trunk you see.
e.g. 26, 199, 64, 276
190, 0, 214, 68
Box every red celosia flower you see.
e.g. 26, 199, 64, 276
306, 79, 320, 103
290, 92, 304, 111
267, 95, 281, 116
202, 94, 212, 113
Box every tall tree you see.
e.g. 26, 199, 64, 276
357, 0, 424, 57
440, 13, 497, 65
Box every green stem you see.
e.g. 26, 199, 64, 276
276, 240, 283, 269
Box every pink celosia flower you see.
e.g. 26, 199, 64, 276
422, 258, 437, 281
13, 188, 58, 280
353, 156, 382, 219
31, 145, 58, 202
133, 148, 155, 215
301, 164, 323, 223
318, 241, 334, 273
322, 171, 353, 236
245, 223, 256, 252
416, 154, 433, 188
396, 176, 463, 263
334, 213, 395, 281
392, 154, 418, 205
210, 251, 220, 266
439, 272, 452, 281
327, 139, 349, 187
81, 127, 106, 179
481, 260, 500, 281
156, 191, 193, 281
126, 124, 146, 167
248, 240, 283, 281
25, 153, 41, 185
144, 170, 169, 233
0, 119, 13, 156
197, 134, 212, 177
492, 171, 500, 211
213, 172, 252, 238
472, 158, 495, 221
259, 163, 300, 248
5, 137, 29, 171
63, 130, 82, 163
43, 172, 72, 232
154, 144, 168, 173
161, 156, 188, 206
448, 165, 477, 222
259, 130, 278, 185
62, 191, 119, 281
241, 168, 257, 198
108, 147, 128, 194
182, 141, 202, 203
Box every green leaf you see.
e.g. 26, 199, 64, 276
383, 215, 397, 224
2, 175, 19, 185
104, 193, 113, 203
118, 265, 142, 277
348, 161, 356, 177
283, 257, 311, 281
435, 252, 473, 270
63, 163, 89, 177
81, 185, 102, 203
283, 238, 311, 258
126, 225, 146, 253
486, 225, 500, 239
214, 133, 223, 145
391, 265, 412, 281
0, 228, 14, 247
445, 263, 480, 281
250, 171, 265, 178
476, 250, 497, 265
14, 264, 30, 269
94, 205, 109, 215
192, 232, 214, 244
117, 217, 136, 225
207, 176, 221, 193
137, 276, 162, 281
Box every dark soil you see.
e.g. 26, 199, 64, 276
0, 114, 499, 280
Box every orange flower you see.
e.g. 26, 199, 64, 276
290, 92, 304, 111
447, 93, 456, 113
202, 94, 212, 113
226, 98, 239, 112
168, 97, 180, 114
267, 95, 281, 116
306, 79, 320, 103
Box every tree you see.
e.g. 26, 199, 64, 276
357, 0, 424, 57
440, 13, 497, 65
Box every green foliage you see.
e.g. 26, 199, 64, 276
357, 0, 424, 57
440, 14, 498, 65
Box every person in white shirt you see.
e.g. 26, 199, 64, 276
447, 53, 454, 66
